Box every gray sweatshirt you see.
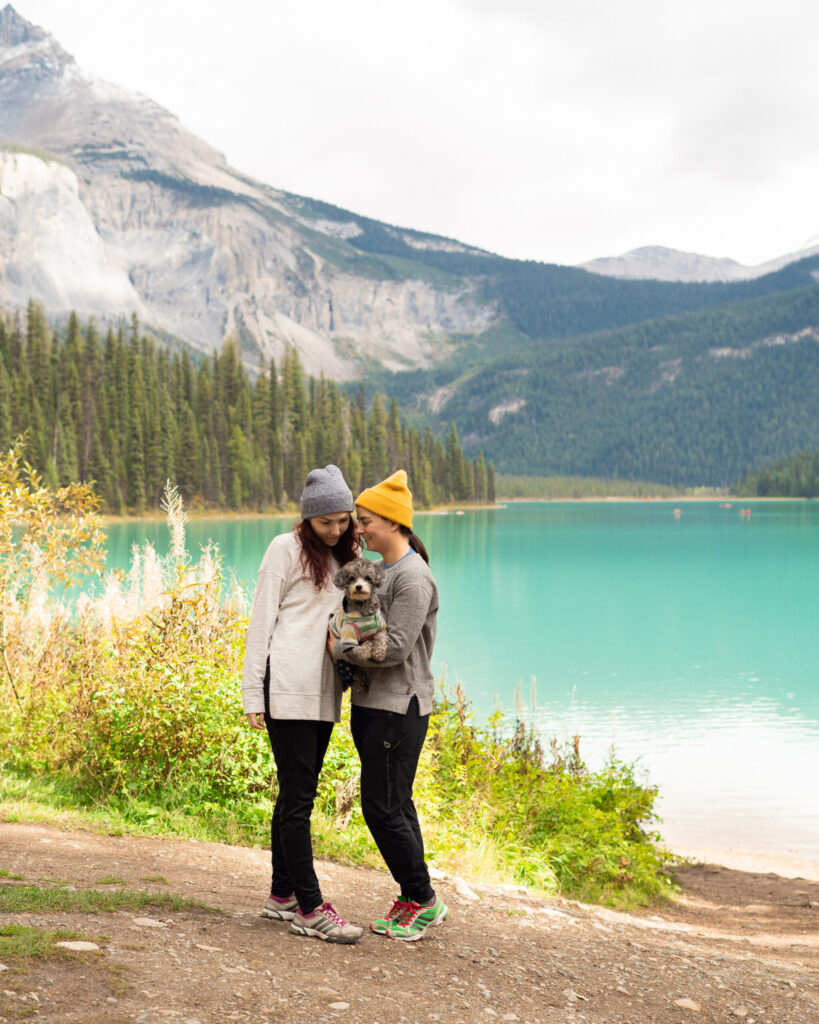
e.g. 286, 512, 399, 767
334, 550, 438, 715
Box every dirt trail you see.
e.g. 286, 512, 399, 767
1, 822, 817, 1024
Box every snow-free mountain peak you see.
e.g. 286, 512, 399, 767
579, 243, 819, 283
0, 3, 48, 46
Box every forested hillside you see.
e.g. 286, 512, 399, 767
735, 450, 819, 498
373, 274, 819, 488
0, 302, 494, 512
292, 197, 819, 348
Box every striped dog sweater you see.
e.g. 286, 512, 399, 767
329, 607, 387, 652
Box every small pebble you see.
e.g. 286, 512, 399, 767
133, 917, 167, 928
731, 1009, 748, 1018
55, 941, 99, 952
328, 1002, 350, 1010
673, 998, 701, 1011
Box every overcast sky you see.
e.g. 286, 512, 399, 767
15, 0, 819, 267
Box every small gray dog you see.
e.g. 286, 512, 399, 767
329, 558, 388, 691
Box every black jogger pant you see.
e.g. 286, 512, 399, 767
264, 671, 333, 915
350, 696, 434, 905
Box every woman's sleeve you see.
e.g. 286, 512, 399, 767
241, 548, 290, 714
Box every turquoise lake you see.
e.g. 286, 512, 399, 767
102, 501, 819, 857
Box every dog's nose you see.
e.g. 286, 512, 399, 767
354, 583, 363, 591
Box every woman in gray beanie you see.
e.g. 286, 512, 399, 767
242, 465, 363, 943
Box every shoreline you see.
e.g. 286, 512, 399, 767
669, 844, 819, 881
99, 495, 811, 524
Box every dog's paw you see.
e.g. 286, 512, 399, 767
347, 644, 370, 664
371, 632, 388, 662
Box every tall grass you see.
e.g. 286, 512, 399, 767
0, 445, 671, 907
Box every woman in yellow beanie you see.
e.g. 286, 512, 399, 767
329, 470, 449, 942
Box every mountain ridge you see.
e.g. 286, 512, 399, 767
579, 244, 819, 283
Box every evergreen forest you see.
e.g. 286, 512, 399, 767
0, 301, 495, 513
376, 282, 819, 488
734, 450, 819, 498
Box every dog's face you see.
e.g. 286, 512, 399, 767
333, 557, 386, 604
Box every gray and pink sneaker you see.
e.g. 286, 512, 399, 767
262, 893, 299, 921
289, 901, 363, 944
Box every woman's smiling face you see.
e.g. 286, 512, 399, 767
354, 506, 395, 554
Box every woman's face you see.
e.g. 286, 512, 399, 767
354, 506, 395, 554
309, 512, 351, 547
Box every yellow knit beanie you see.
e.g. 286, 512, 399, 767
356, 470, 413, 529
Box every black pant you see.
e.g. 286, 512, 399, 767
264, 674, 333, 915
351, 696, 434, 905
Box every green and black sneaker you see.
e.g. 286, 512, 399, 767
386, 896, 449, 941
370, 897, 412, 935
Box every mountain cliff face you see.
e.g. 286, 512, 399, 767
0, 5, 495, 377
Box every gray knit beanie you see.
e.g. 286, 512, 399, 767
299, 464, 354, 520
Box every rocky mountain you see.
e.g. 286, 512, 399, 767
0, 5, 495, 378
579, 244, 819, 283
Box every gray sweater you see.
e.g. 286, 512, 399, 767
334, 550, 438, 715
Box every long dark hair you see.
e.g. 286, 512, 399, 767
399, 524, 430, 565
295, 517, 359, 589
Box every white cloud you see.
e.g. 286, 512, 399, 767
12, 0, 819, 265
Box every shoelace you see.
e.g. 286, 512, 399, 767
388, 899, 411, 920
393, 901, 420, 927
320, 902, 347, 926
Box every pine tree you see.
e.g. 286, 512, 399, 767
475, 451, 487, 502
127, 405, 146, 512
0, 361, 12, 451
444, 423, 468, 501
367, 394, 389, 481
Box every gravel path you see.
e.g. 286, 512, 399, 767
1, 822, 817, 1023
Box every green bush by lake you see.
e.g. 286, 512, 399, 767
0, 448, 671, 907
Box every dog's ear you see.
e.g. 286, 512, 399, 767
332, 567, 348, 590
368, 563, 386, 587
